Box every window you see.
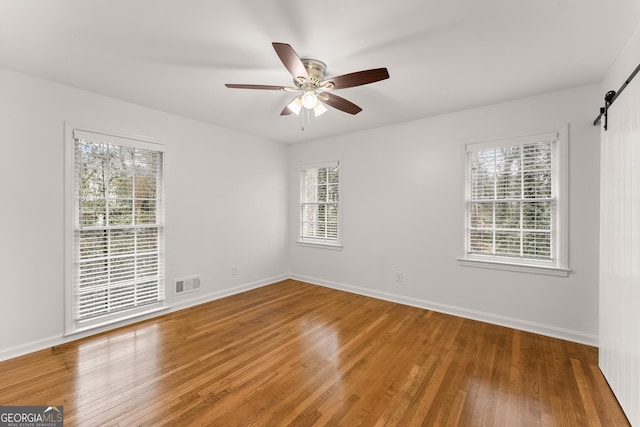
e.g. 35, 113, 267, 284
65, 127, 166, 334
299, 161, 341, 247
460, 129, 568, 275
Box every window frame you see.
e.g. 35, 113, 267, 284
297, 159, 343, 249
458, 127, 569, 276
64, 124, 168, 335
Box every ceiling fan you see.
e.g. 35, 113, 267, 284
225, 42, 389, 119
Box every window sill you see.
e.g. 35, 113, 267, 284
457, 258, 570, 277
296, 241, 343, 251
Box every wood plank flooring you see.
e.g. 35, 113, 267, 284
0, 279, 629, 426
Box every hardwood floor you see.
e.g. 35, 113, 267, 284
0, 279, 629, 426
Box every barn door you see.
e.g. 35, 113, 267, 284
599, 74, 640, 426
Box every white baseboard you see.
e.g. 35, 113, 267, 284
289, 273, 598, 347
170, 274, 289, 312
0, 335, 64, 364
1, 273, 597, 363
0, 274, 289, 363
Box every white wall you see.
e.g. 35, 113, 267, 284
0, 66, 609, 361
0, 69, 288, 360
288, 84, 602, 345
602, 20, 640, 96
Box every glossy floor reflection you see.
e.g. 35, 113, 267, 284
0, 280, 630, 426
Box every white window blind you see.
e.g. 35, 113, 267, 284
70, 129, 165, 328
464, 131, 567, 270
300, 161, 340, 244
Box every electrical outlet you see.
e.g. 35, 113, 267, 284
395, 271, 403, 283
232, 265, 238, 276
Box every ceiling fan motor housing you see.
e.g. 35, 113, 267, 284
298, 59, 327, 86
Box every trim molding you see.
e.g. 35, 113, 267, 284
457, 258, 571, 277
289, 273, 598, 347
0, 335, 64, 364
169, 274, 288, 312
1, 272, 597, 362
0, 274, 288, 363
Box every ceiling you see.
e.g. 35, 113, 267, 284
1, 1, 639, 144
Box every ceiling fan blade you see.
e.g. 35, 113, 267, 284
322, 68, 389, 90
323, 93, 363, 115
272, 42, 309, 81
225, 84, 286, 90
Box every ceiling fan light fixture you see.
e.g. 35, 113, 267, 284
314, 101, 328, 117
287, 97, 302, 115
301, 91, 318, 109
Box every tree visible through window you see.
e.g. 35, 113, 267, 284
300, 162, 340, 244
68, 129, 165, 331
464, 131, 567, 270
